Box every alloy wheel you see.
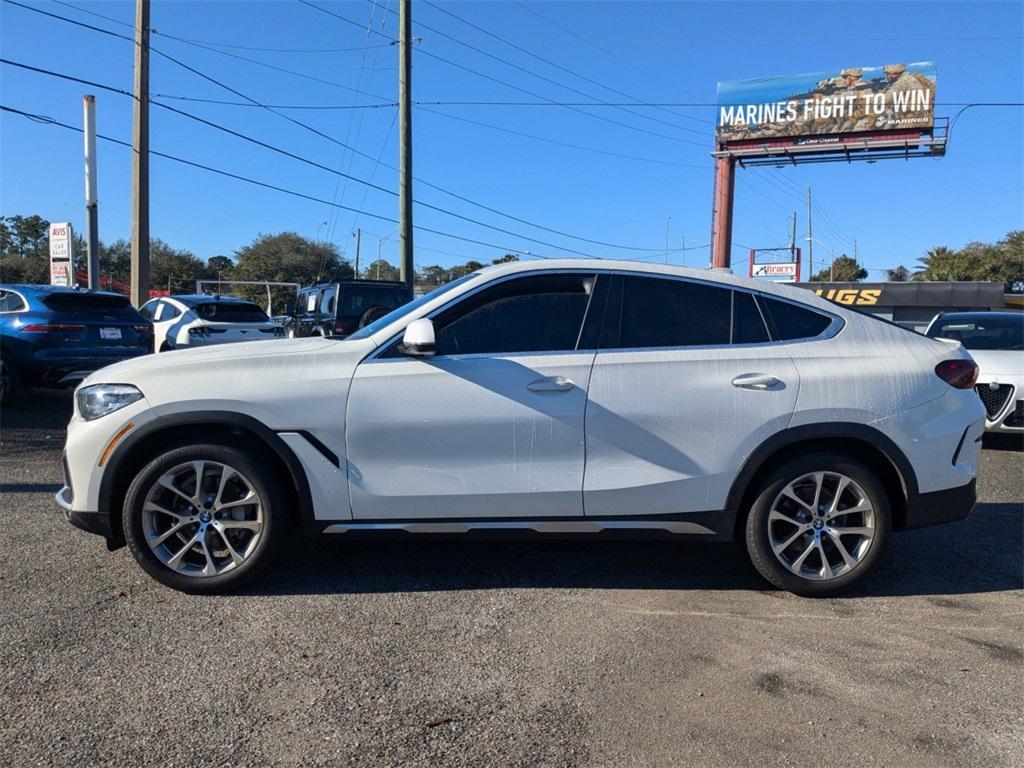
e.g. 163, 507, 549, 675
767, 471, 876, 581
141, 460, 264, 577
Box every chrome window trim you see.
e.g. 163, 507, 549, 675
364, 267, 843, 362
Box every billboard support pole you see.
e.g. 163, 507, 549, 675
710, 154, 735, 270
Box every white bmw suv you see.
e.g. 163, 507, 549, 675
58, 261, 986, 596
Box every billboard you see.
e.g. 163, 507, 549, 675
717, 63, 936, 144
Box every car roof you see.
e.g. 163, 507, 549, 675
165, 294, 259, 307
469, 258, 844, 313
0, 283, 126, 299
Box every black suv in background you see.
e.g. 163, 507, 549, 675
284, 280, 412, 338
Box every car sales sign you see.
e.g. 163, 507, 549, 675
49, 222, 75, 287
716, 62, 936, 144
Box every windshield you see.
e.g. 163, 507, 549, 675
345, 273, 479, 340
927, 314, 1024, 351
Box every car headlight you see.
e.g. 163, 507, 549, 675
76, 384, 144, 421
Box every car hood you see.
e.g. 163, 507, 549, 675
967, 349, 1024, 378
79, 336, 380, 418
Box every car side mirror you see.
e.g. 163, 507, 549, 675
397, 318, 436, 357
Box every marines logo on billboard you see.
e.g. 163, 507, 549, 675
716, 63, 936, 144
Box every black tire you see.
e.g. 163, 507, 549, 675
744, 452, 891, 597
122, 443, 288, 594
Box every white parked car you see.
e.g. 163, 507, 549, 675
139, 295, 284, 352
58, 261, 985, 596
925, 311, 1024, 433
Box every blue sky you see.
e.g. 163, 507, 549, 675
1, 0, 1021, 279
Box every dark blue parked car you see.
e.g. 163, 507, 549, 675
0, 284, 153, 404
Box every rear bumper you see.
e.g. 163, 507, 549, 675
29, 350, 150, 386
902, 478, 976, 530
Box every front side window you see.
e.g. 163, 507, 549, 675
606, 275, 732, 349
431, 273, 596, 356
160, 302, 182, 320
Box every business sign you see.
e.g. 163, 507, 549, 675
48, 222, 75, 287
750, 248, 801, 283
717, 63, 936, 144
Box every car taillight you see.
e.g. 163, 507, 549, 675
334, 319, 351, 335
935, 359, 979, 389
188, 327, 211, 338
135, 324, 153, 335
20, 324, 85, 333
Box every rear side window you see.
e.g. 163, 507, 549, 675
195, 302, 268, 323
760, 297, 832, 341
608, 275, 731, 348
42, 293, 130, 312
159, 302, 182, 320
432, 273, 594, 356
732, 291, 770, 344
0, 290, 26, 312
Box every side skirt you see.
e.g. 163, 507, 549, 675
303, 513, 733, 541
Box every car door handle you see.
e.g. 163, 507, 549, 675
528, 376, 575, 392
731, 373, 781, 390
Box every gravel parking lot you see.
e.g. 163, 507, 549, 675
1, 394, 1021, 768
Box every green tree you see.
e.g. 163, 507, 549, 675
206, 255, 234, 277
886, 265, 912, 282
233, 232, 352, 307
362, 259, 400, 281
915, 232, 1023, 292
810, 254, 867, 282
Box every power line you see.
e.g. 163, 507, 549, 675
1, 56, 691, 255
418, 0, 708, 136
150, 93, 397, 109
511, 0, 711, 122
302, 0, 707, 148
52, 0, 393, 52
0, 103, 556, 259
417, 106, 709, 168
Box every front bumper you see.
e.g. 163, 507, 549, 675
903, 478, 977, 530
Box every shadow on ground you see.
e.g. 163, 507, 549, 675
251, 501, 1023, 599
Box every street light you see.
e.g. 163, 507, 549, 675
377, 226, 400, 279
664, 216, 672, 264
315, 221, 328, 243
805, 236, 835, 281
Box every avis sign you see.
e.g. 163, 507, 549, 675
49, 222, 75, 287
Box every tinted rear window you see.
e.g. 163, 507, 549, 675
928, 315, 1024, 351
195, 302, 268, 323
732, 291, 770, 344
42, 293, 131, 311
760, 297, 832, 341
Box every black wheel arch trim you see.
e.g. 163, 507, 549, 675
99, 410, 316, 522
725, 421, 920, 524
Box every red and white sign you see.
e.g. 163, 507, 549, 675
751, 262, 798, 278
49, 222, 75, 287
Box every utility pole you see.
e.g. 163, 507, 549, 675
854, 238, 858, 262
130, 0, 150, 307
398, 0, 414, 289
353, 228, 361, 279
806, 187, 814, 281
82, 94, 99, 290
664, 216, 671, 264
709, 156, 736, 269
789, 212, 797, 257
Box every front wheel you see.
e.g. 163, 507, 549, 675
744, 453, 891, 597
122, 444, 287, 593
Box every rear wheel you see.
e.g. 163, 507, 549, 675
744, 453, 891, 597
122, 444, 287, 593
